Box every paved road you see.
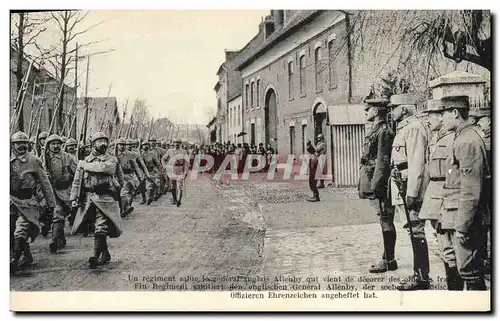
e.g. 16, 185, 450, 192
10, 179, 263, 291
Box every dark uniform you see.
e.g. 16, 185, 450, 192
70, 132, 122, 269
306, 134, 326, 202
442, 96, 489, 290
127, 138, 149, 202
10, 131, 55, 274
141, 141, 162, 205
116, 138, 141, 217
44, 134, 77, 253
162, 139, 189, 206
389, 93, 432, 290
358, 98, 396, 273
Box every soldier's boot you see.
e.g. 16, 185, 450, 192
97, 234, 111, 265
444, 263, 464, 291
88, 235, 102, 269
18, 242, 34, 270
40, 223, 50, 237
318, 180, 325, 189
49, 222, 61, 253
127, 195, 135, 215
146, 190, 154, 205
171, 189, 177, 205
139, 191, 147, 205
10, 238, 24, 275
176, 190, 183, 207
369, 230, 398, 273
120, 198, 129, 218
307, 192, 320, 202
397, 238, 431, 291
466, 278, 486, 291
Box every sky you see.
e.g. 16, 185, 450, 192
32, 10, 269, 125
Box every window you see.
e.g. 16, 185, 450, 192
315, 47, 322, 92
301, 124, 307, 154
288, 61, 294, 99
245, 84, 249, 109
299, 55, 306, 95
230, 108, 233, 128
250, 123, 256, 145
256, 79, 260, 107
250, 82, 255, 108
237, 105, 241, 126
328, 40, 337, 88
289, 126, 296, 155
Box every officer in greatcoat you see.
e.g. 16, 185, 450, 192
44, 134, 77, 253
358, 98, 396, 273
162, 138, 189, 206
10, 131, 55, 274
440, 96, 489, 290
116, 138, 141, 217
388, 93, 432, 290
420, 99, 460, 289
70, 132, 122, 269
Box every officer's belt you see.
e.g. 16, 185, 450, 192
395, 162, 408, 171
11, 188, 33, 200
430, 177, 445, 182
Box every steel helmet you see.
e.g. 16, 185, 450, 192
11, 131, 29, 143
65, 138, 77, 146
149, 136, 156, 142
38, 131, 49, 140
91, 132, 109, 144
29, 136, 36, 144
116, 138, 126, 145
316, 133, 324, 140
141, 141, 150, 146
46, 134, 63, 145
125, 138, 135, 145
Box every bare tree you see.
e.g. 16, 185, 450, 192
10, 11, 51, 131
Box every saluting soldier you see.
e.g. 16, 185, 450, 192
162, 138, 189, 206
44, 134, 78, 253
388, 93, 432, 291
141, 140, 162, 205
116, 138, 141, 217
70, 132, 122, 269
420, 99, 460, 289
441, 96, 489, 290
358, 98, 396, 273
10, 131, 55, 274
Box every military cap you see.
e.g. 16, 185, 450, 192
364, 98, 390, 111
11, 131, 29, 143
116, 138, 126, 145
125, 138, 135, 145
65, 138, 77, 146
46, 134, 63, 145
38, 131, 49, 140
422, 99, 445, 114
469, 106, 491, 118
388, 93, 418, 107
440, 95, 470, 111
149, 136, 157, 142
91, 132, 109, 143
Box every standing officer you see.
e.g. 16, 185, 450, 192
162, 138, 189, 206
358, 98, 396, 273
116, 138, 141, 217
44, 134, 77, 253
420, 99, 460, 289
10, 131, 55, 274
315, 134, 327, 189
389, 93, 432, 290
306, 134, 327, 201
441, 96, 489, 290
141, 140, 162, 205
70, 132, 122, 269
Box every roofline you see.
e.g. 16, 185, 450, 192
206, 116, 217, 127
236, 10, 324, 71
213, 81, 221, 91
227, 94, 242, 104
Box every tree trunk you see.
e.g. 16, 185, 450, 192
57, 11, 69, 134
15, 13, 25, 132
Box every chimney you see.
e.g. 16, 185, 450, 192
272, 10, 284, 29
264, 15, 275, 39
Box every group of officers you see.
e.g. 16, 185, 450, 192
358, 93, 491, 291
10, 130, 189, 274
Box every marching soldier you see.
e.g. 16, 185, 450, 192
141, 140, 162, 205
440, 96, 489, 290
70, 132, 122, 269
420, 99, 460, 289
10, 131, 55, 274
127, 138, 150, 204
116, 138, 141, 217
64, 138, 78, 157
162, 138, 189, 206
44, 134, 78, 253
358, 98, 396, 273
79, 139, 92, 158
150, 137, 167, 197
388, 93, 432, 290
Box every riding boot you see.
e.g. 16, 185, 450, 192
18, 242, 34, 270
397, 238, 431, 291
466, 278, 486, 291
54, 221, 67, 249
127, 195, 135, 215
445, 263, 464, 291
176, 190, 183, 207
49, 222, 60, 253
140, 190, 147, 205
10, 238, 24, 275
171, 189, 177, 205
146, 190, 154, 205
97, 234, 111, 265
120, 198, 129, 217
369, 230, 398, 273
88, 234, 101, 269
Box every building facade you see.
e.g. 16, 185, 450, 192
227, 95, 243, 144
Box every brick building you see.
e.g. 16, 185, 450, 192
235, 10, 490, 186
